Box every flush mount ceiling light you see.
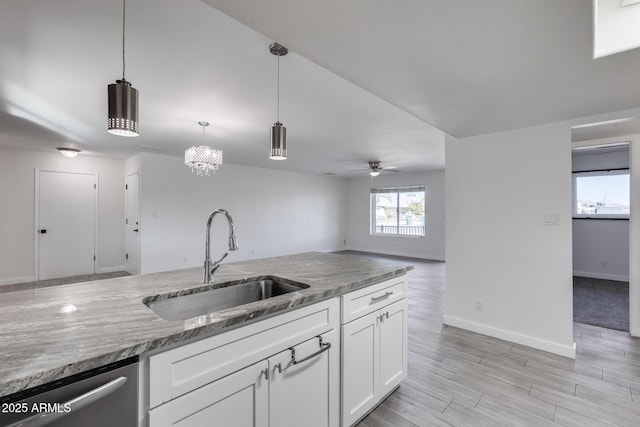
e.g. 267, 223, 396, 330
107, 0, 139, 137
269, 42, 288, 160
185, 121, 223, 176
56, 147, 81, 158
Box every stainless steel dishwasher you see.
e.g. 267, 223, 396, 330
0, 356, 138, 427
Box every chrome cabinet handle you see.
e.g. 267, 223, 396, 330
370, 291, 393, 305
289, 336, 331, 367
7, 377, 127, 427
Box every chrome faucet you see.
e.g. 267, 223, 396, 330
204, 209, 238, 283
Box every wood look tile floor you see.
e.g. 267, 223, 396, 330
341, 252, 640, 427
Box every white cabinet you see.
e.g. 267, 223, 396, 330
145, 299, 340, 427
378, 299, 408, 396
341, 278, 408, 427
149, 331, 339, 427
269, 330, 339, 427
148, 361, 269, 427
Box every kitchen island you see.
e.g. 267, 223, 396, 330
0, 252, 412, 399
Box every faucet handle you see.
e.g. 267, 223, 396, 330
211, 252, 229, 274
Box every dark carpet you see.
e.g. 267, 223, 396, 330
573, 276, 629, 331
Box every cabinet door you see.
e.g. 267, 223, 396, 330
269, 330, 338, 427
341, 311, 380, 427
379, 298, 408, 397
148, 361, 268, 427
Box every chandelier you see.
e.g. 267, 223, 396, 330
185, 122, 223, 176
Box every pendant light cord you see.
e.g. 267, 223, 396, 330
276, 53, 280, 123
122, 0, 126, 80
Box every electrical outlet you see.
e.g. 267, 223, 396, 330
474, 298, 484, 311
601, 260, 608, 268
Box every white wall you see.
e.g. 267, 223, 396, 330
572, 146, 630, 281
0, 146, 125, 285
134, 152, 348, 274
594, 0, 640, 58
444, 123, 575, 358
345, 170, 445, 260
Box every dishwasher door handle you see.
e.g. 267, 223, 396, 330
7, 376, 127, 427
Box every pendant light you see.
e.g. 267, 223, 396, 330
269, 43, 288, 160
185, 121, 223, 176
107, 0, 139, 137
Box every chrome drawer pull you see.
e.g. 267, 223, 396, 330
290, 336, 331, 366
370, 291, 393, 304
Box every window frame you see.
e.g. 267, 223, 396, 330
370, 185, 426, 237
572, 168, 630, 219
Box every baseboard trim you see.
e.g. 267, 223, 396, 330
345, 246, 445, 262
98, 265, 128, 274
443, 315, 576, 359
573, 271, 629, 282
0, 276, 36, 286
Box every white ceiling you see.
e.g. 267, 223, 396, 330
204, 0, 640, 138
1, 0, 639, 176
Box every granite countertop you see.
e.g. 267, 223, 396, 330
0, 252, 412, 397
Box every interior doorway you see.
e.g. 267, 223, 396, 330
35, 170, 97, 280
125, 172, 140, 274
571, 121, 636, 332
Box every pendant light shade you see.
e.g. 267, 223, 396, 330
107, 0, 139, 137
269, 43, 288, 160
270, 122, 287, 160
108, 79, 139, 137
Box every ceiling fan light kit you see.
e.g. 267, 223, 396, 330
269, 42, 288, 160
107, 0, 139, 137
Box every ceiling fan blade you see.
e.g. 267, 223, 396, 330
382, 165, 398, 170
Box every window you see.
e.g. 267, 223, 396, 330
370, 186, 425, 236
573, 169, 630, 218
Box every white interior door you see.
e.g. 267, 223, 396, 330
37, 170, 96, 280
125, 172, 140, 274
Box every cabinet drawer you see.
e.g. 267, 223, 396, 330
341, 276, 405, 323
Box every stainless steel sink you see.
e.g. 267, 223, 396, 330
144, 277, 309, 321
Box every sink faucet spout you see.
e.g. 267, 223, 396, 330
204, 209, 238, 283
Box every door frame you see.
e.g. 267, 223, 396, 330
125, 170, 140, 275
570, 133, 639, 336
34, 169, 99, 281
630, 135, 639, 336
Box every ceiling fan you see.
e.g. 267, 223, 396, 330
349, 161, 400, 176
